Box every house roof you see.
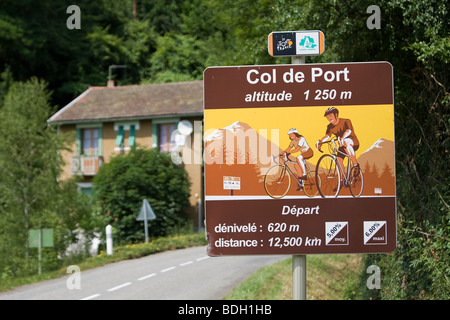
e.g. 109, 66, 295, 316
48, 80, 204, 124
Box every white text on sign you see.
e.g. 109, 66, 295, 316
246, 67, 350, 85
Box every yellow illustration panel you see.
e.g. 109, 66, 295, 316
204, 104, 395, 197
205, 104, 394, 162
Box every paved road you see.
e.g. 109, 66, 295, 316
0, 246, 288, 300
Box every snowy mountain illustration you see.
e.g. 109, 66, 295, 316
205, 121, 281, 166
357, 138, 396, 196
205, 121, 281, 195
205, 121, 248, 143
358, 138, 395, 172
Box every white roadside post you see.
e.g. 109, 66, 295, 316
106, 224, 113, 255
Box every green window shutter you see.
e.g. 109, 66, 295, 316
129, 125, 135, 146
97, 126, 103, 155
152, 122, 158, 148
115, 125, 124, 146
76, 128, 82, 155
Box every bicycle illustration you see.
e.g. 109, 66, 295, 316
315, 139, 364, 198
264, 153, 320, 199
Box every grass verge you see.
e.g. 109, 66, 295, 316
224, 254, 364, 300
0, 232, 207, 293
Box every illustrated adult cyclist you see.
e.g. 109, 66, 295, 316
317, 107, 360, 176
280, 128, 314, 190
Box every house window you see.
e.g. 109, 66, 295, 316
77, 182, 93, 196
73, 125, 103, 175
82, 128, 99, 155
114, 122, 140, 151
159, 123, 176, 152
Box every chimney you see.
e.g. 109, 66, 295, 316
107, 79, 115, 87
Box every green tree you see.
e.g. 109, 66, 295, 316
148, 33, 209, 81
93, 147, 191, 244
302, 0, 449, 299
0, 78, 96, 276
0, 0, 150, 105
0, 78, 64, 251
0, 0, 104, 105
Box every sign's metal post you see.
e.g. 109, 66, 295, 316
144, 201, 149, 243
38, 229, 42, 275
291, 55, 306, 300
136, 199, 156, 243
291, 56, 305, 64
292, 254, 306, 299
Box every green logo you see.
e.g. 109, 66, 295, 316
299, 36, 317, 50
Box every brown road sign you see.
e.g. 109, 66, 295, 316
204, 62, 396, 256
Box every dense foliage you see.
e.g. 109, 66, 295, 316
307, 0, 449, 300
0, 0, 448, 298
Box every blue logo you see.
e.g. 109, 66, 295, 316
298, 36, 317, 50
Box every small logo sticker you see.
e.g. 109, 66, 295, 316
296, 32, 320, 55
276, 38, 293, 52
298, 36, 317, 50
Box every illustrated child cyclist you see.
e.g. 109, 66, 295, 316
317, 107, 360, 176
280, 128, 314, 190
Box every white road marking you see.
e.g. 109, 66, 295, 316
137, 273, 157, 281
107, 282, 132, 292
161, 266, 176, 273
81, 293, 101, 300
196, 256, 209, 261
81, 252, 211, 300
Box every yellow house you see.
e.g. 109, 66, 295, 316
48, 80, 204, 228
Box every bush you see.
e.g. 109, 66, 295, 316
93, 147, 191, 244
